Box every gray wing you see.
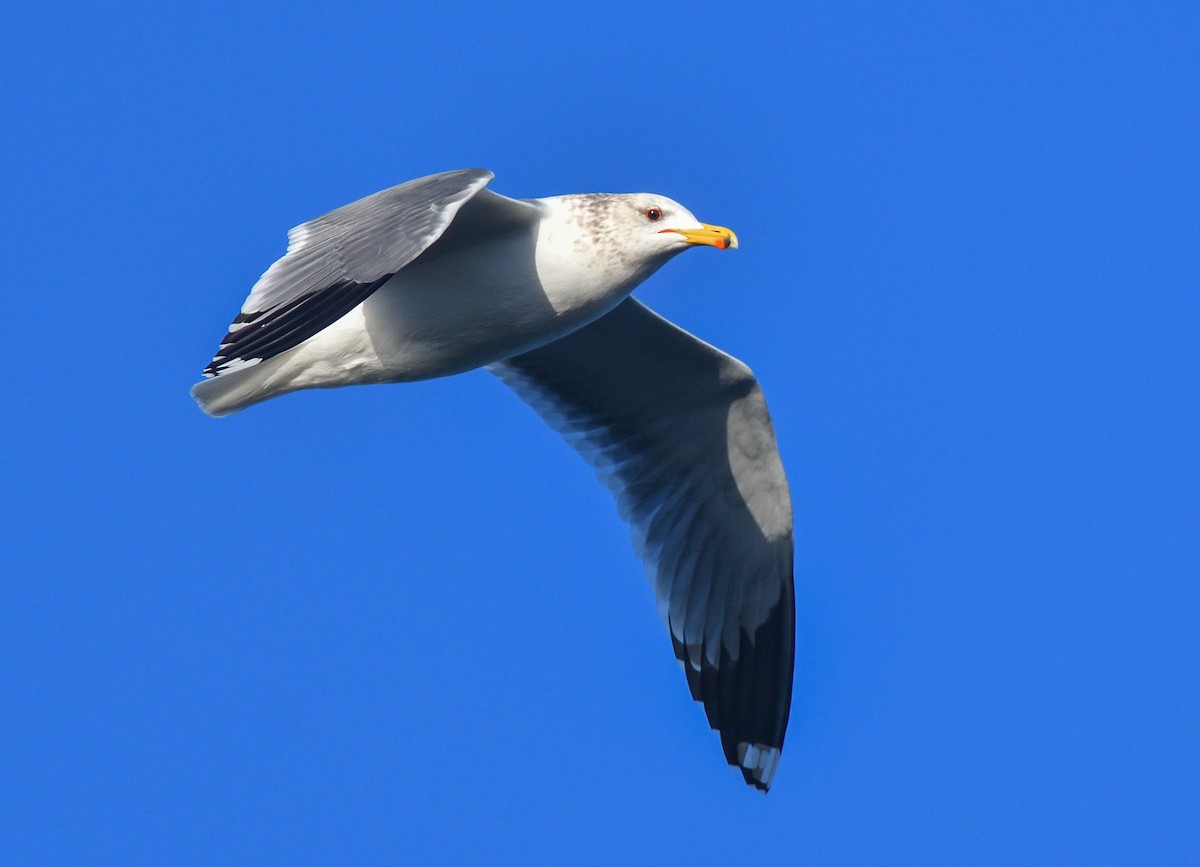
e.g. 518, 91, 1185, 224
489, 298, 794, 791
203, 168, 511, 377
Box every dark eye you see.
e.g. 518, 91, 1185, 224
644, 207, 663, 222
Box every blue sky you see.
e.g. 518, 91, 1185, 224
2, 2, 1197, 863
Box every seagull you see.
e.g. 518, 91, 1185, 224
192, 169, 794, 791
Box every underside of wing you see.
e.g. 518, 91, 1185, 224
489, 298, 795, 790
202, 168, 505, 377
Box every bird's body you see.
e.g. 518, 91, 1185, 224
194, 188, 686, 415
193, 169, 794, 791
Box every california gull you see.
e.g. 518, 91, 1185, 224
192, 169, 794, 791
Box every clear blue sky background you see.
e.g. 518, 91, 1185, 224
2, 2, 1197, 863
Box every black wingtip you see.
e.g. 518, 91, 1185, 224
203, 276, 389, 377
693, 588, 794, 791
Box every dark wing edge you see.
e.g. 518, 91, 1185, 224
489, 298, 795, 791
202, 168, 496, 378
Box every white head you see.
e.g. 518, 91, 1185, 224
608, 193, 739, 254
541, 192, 737, 275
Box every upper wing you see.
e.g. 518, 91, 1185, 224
488, 298, 795, 790
202, 168, 499, 377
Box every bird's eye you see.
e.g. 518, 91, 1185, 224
644, 207, 663, 222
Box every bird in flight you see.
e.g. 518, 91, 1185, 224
192, 169, 794, 790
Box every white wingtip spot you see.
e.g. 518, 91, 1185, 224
736, 742, 781, 790
207, 356, 262, 378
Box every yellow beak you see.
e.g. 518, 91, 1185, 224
660, 223, 739, 250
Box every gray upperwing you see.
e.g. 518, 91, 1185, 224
202, 168, 537, 377
488, 297, 795, 791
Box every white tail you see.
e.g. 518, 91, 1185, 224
190, 361, 277, 417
